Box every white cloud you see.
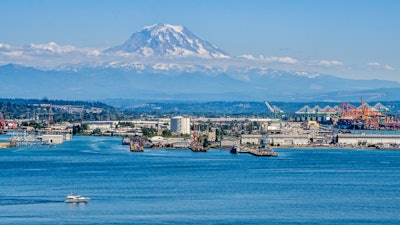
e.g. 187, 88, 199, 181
239, 54, 257, 60
0, 43, 24, 58
25, 42, 101, 56
0, 41, 107, 68
367, 62, 381, 67
264, 56, 298, 64
367, 62, 395, 71
87, 50, 101, 56
0, 43, 12, 50
27, 42, 76, 54
2, 51, 23, 57
319, 60, 343, 66
384, 65, 394, 71
238, 54, 298, 64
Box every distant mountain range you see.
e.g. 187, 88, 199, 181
1, 63, 400, 102
1, 23, 400, 102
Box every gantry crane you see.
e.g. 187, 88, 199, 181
264, 101, 283, 119
340, 97, 386, 129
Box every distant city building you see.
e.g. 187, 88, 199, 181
208, 128, 217, 142
170, 116, 190, 135
82, 121, 113, 130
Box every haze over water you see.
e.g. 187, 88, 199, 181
1, 135, 399, 224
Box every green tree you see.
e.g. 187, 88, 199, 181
181, 133, 190, 138
162, 129, 172, 137
142, 127, 157, 137
92, 128, 102, 135
203, 137, 210, 148
28, 120, 43, 129
72, 125, 81, 135
81, 123, 89, 130
72, 124, 89, 135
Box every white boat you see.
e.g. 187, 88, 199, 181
64, 194, 90, 203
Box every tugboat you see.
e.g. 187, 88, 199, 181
189, 143, 208, 152
121, 135, 130, 145
189, 121, 208, 152
130, 132, 144, 152
230, 145, 240, 154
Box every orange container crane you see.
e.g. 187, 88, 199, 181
340, 97, 387, 129
0, 106, 6, 130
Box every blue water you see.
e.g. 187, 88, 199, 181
1, 136, 400, 224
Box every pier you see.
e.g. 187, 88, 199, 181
4, 131, 72, 147
0, 142, 12, 148
239, 147, 278, 157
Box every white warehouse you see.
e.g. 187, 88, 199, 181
170, 116, 190, 135
337, 134, 400, 147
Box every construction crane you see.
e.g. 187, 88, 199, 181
48, 104, 53, 125
264, 101, 275, 113
0, 106, 7, 130
264, 101, 284, 119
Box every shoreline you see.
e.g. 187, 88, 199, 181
3, 132, 400, 151
271, 145, 400, 150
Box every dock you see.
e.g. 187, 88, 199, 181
240, 147, 278, 157
0, 142, 11, 149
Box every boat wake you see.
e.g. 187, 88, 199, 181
0, 197, 63, 205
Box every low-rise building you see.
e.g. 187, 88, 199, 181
337, 134, 400, 147
267, 134, 310, 146
240, 134, 262, 145
83, 121, 113, 130
148, 136, 190, 148
207, 128, 217, 142
220, 136, 238, 148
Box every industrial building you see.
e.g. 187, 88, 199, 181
170, 116, 190, 135
337, 134, 400, 148
83, 121, 113, 130
267, 134, 311, 146
240, 134, 262, 145
149, 136, 190, 148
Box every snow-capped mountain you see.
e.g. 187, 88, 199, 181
105, 23, 230, 58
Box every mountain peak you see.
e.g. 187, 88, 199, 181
142, 23, 185, 35
105, 23, 230, 58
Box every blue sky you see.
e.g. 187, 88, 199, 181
1, 0, 399, 81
